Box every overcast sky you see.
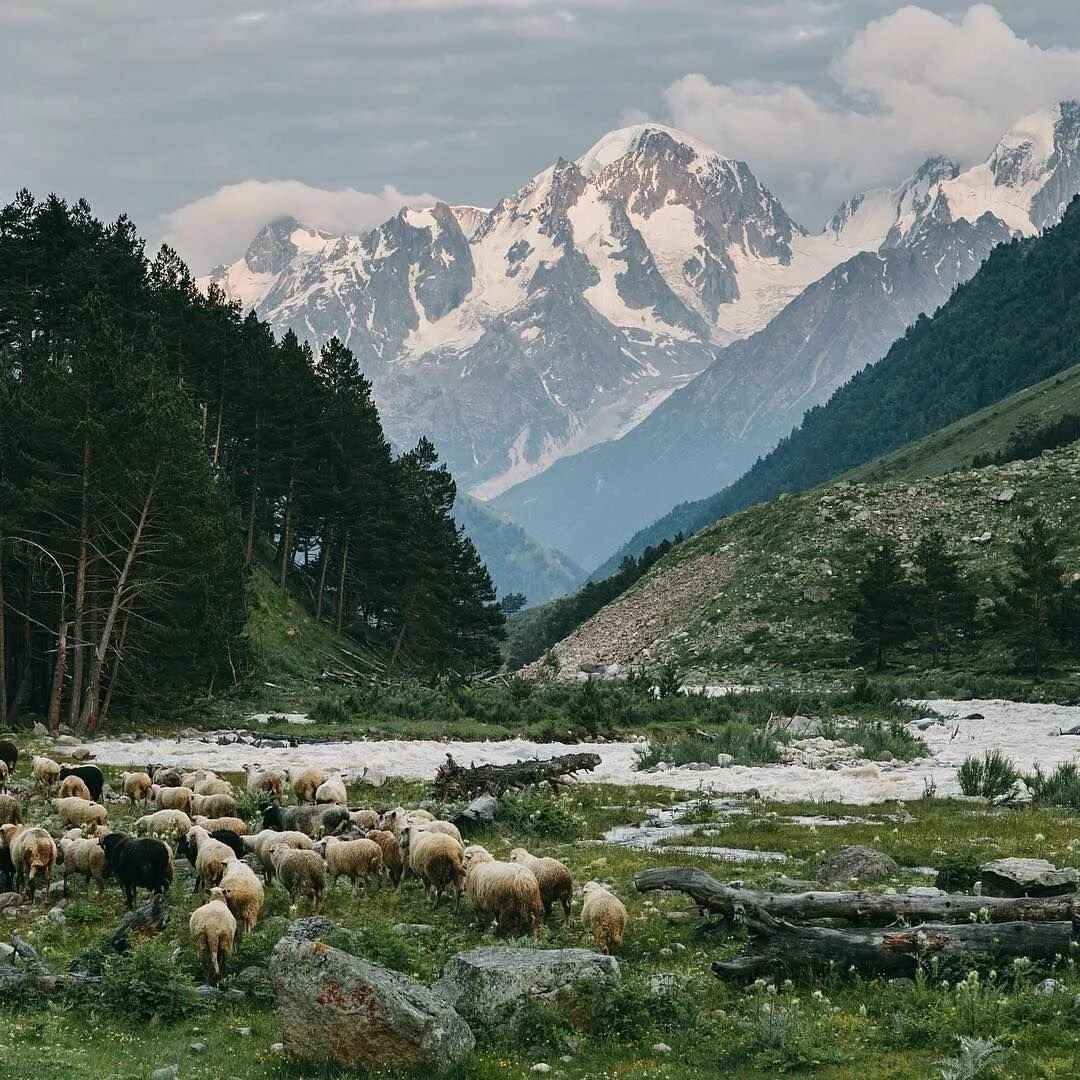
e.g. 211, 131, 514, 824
4, 2, 1080, 271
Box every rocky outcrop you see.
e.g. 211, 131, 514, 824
981, 858, 1080, 898
815, 846, 899, 884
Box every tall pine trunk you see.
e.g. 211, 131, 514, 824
68, 437, 91, 726
0, 531, 6, 730
316, 526, 333, 622
47, 621, 67, 733
335, 531, 350, 635
279, 471, 295, 592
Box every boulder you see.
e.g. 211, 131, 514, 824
269, 937, 473, 1072
284, 916, 340, 942
815, 846, 898, 883
980, 858, 1079, 898
432, 946, 619, 1026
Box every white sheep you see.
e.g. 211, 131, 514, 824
153, 785, 194, 814
0, 760, 8, 792
62, 825, 109, 840
348, 808, 380, 831
290, 767, 325, 804
316, 835, 383, 893
192, 815, 249, 836
246, 765, 285, 800
31, 755, 61, 795
243, 829, 313, 881
57, 836, 107, 896
190, 792, 237, 819
0, 823, 56, 902
219, 859, 264, 936
120, 771, 153, 805
135, 808, 193, 839
509, 847, 573, 918
462, 845, 541, 937
314, 776, 347, 805
380, 806, 435, 838
580, 882, 627, 954
180, 769, 217, 790
186, 825, 238, 891
271, 846, 326, 912
189, 886, 237, 984
401, 826, 464, 907
194, 777, 233, 798
58, 774, 92, 801
51, 796, 108, 829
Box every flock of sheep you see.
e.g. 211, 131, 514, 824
0, 740, 628, 986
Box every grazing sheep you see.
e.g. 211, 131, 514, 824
380, 807, 435, 838
315, 776, 348, 805
153, 785, 194, 814
463, 844, 542, 937
316, 835, 383, 893
0, 739, 17, 773
0, 841, 12, 893
135, 808, 193, 840
509, 848, 573, 918
189, 886, 237, 984
190, 792, 237, 819
348, 808, 380, 831
192, 815, 249, 836
246, 765, 285, 800
32, 755, 61, 795
58, 764, 105, 802
402, 826, 465, 908
261, 803, 347, 838
180, 769, 217, 790
243, 829, 314, 881
52, 796, 108, 829
183, 825, 238, 892
580, 882, 627, 954
57, 836, 107, 896
194, 777, 233, 798
0, 793, 21, 827
290, 767, 325, 804
418, 819, 463, 843
149, 765, 183, 787
58, 774, 92, 801
271, 846, 326, 913
120, 771, 153, 805
99, 833, 174, 909
0, 823, 56, 902
366, 829, 403, 887
219, 859, 264, 936
62, 825, 109, 840
0, 760, 8, 791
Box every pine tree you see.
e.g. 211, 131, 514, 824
913, 529, 976, 663
849, 537, 915, 670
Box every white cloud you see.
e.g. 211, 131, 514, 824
159, 179, 439, 272
664, 4, 1080, 225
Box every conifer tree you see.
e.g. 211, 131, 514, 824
849, 536, 915, 670
913, 529, 975, 663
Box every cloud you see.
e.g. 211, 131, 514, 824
663, 4, 1080, 225
159, 179, 439, 272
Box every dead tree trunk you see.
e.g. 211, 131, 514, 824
0, 531, 6, 729
47, 621, 68, 733
68, 436, 91, 727
432, 751, 602, 798
315, 526, 332, 622
634, 867, 1080, 924
335, 531, 350, 635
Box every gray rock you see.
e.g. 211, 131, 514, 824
1036, 978, 1060, 995
32, 722, 48, 737
652, 1043, 672, 1055
234, 965, 266, 987
189, 1042, 206, 1054
270, 1043, 285, 1055
994, 488, 1016, 503
284, 916, 340, 942
0, 943, 15, 966
194, 984, 221, 998
647, 972, 689, 999
69, 747, 94, 761
151, 1067, 179, 1080
981, 858, 1079, 898
48, 906, 66, 926
874, 751, 894, 763
815, 846, 899, 883
236, 1027, 252, 1036
432, 946, 619, 1026
393, 923, 437, 937
269, 936, 474, 1072
715, 753, 734, 767
888, 977, 916, 990
0, 893, 21, 911
226, 988, 246, 1002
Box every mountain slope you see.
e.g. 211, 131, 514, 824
495, 105, 1080, 569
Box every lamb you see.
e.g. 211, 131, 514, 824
193, 815, 249, 836
0, 739, 17, 772
189, 886, 237, 984
315, 775, 348, 805
246, 765, 285, 800
120, 771, 153, 805
219, 859, 264, 936
32, 755, 61, 794
57, 836, 107, 896
52, 796, 109, 829
0, 793, 21, 826
243, 829, 313, 881
0, 823, 56, 902
402, 826, 465, 907
183, 825, 238, 892
194, 777, 233, 798
58, 764, 105, 802
316, 835, 383, 893
270, 846, 326, 913
380, 806, 435, 838
462, 845, 541, 937
580, 881, 627, 954
99, 833, 174, 909
135, 808, 193, 839
509, 847, 573, 918
348, 808, 380, 831
153, 785, 194, 814
290, 767, 325, 804
58, 774, 92, 801
261, 803, 348, 838
366, 829, 403, 887
190, 792, 237, 819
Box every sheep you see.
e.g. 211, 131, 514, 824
149, 765, 183, 787
402, 826, 465, 908
135, 808, 193, 840
246, 765, 285, 800
462, 845, 541, 937
219, 859, 264, 936
190, 792, 237, 819
58, 764, 104, 802
270, 846, 326, 913
0, 739, 17, 772
418, 819, 462, 843
509, 847, 573, 918
99, 833, 174, 909
315, 776, 348, 805
180, 769, 217, 790
57, 836, 107, 896
0, 841, 11, 893
194, 777, 233, 798
0, 793, 21, 827
193, 815, 249, 836
290, 767, 325, 804
380, 806, 435, 838
261, 803, 347, 839
58, 774, 92, 801
52, 796, 108, 829
243, 829, 313, 881
348, 808, 380, 831
120, 771, 153, 805
366, 829, 403, 887
0, 760, 7, 792
183, 825, 238, 892
153, 785, 194, 814
315, 835, 383, 893
0, 823, 56, 902
32, 755, 61, 795
189, 886, 237, 984
62, 825, 109, 840
580, 882, 627, 954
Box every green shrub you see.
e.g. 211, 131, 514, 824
935, 1035, 1006, 1080
1025, 761, 1080, 808
636, 722, 781, 770
826, 718, 926, 761
497, 790, 587, 841
957, 750, 1018, 802
94, 939, 203, 1024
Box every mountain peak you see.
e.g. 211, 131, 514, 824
576, 123, 726, 178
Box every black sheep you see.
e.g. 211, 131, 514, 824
59, 764, 104, 802
0, 843, 13, 892
0, 740, 17, 773
99, 833, 173, 909
262, 803, 348, 838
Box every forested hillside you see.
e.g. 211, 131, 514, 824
595, 196, 1080, 578
0, 192, 503, 733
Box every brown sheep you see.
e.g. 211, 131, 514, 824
402, 826, 464, 908
580, 882, 627, 954
32, 755, 61, 795
271, 846, 326, 913
120, 771, 153, 805
57, 836, 107, 896
190, 792, 237, 819
367, 829, 403, 887
154, 785, 194, 815
290, 767, 324, 805
219, 859, 264, 936
1, 823, 56, 902
316, 836, 383, 893
509, 847, 573, 918
58, 774, 92, 801
0, 793, 20, 827
462, 845, 541, 938
51, 797, 108, 829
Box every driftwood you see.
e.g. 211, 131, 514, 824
712, 907, 1077, 981
432, 752, 602, 798
634, 867, 1080, 923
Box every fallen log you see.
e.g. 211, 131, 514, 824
634, 866, 1080, 923
713, 908, 1077, 982
432, 752, 602, 798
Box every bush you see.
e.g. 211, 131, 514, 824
94, 939, 203, 1024
825, 718, 925, 761
496, 790, 587, 842
1025, 761, 1080, 808
957, 751, 1018, 802
636, 722, 781, 770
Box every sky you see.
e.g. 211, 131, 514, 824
4, 2, 1080, 271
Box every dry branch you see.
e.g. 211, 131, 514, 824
432, 751, 602, 798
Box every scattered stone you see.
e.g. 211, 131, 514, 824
906, 887, 945, 898
194, 984, 221, 998
48, 907, 66, 927
888, 977, 916, 990
666, 911, 691, 922
802, 586, 829, 604
0, 893, 21, 911
32, 722, 48, 737
226, 988, 246, 1002
715, 753, 734, 767
189, 1043, 206, 1054
150, 1067, 179, 1080
652, 1043, 672, 1055
393, 923, 436, 937
0, 943, 15, 966
270, 1043, 285, 1055
874, 750, 894, 763
530, 1066, 552, 1075
69, 747, 94, 761
964, 712, 985, 720
815, 846, 899, 883
647, 972, 689, 999
994, 489, 1016, 503
283, 916, 340, 942
981, 858, 1079, 898
1036, 978, 1060, 995
914, 718, 944, 731
234, 965, 266, 987
236, 1027, 252, 1037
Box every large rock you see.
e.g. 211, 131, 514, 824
269, 937, 474, 1072
432, 946, 619, 1026
981, 858, 1079, 898
815, 846, 898, 883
